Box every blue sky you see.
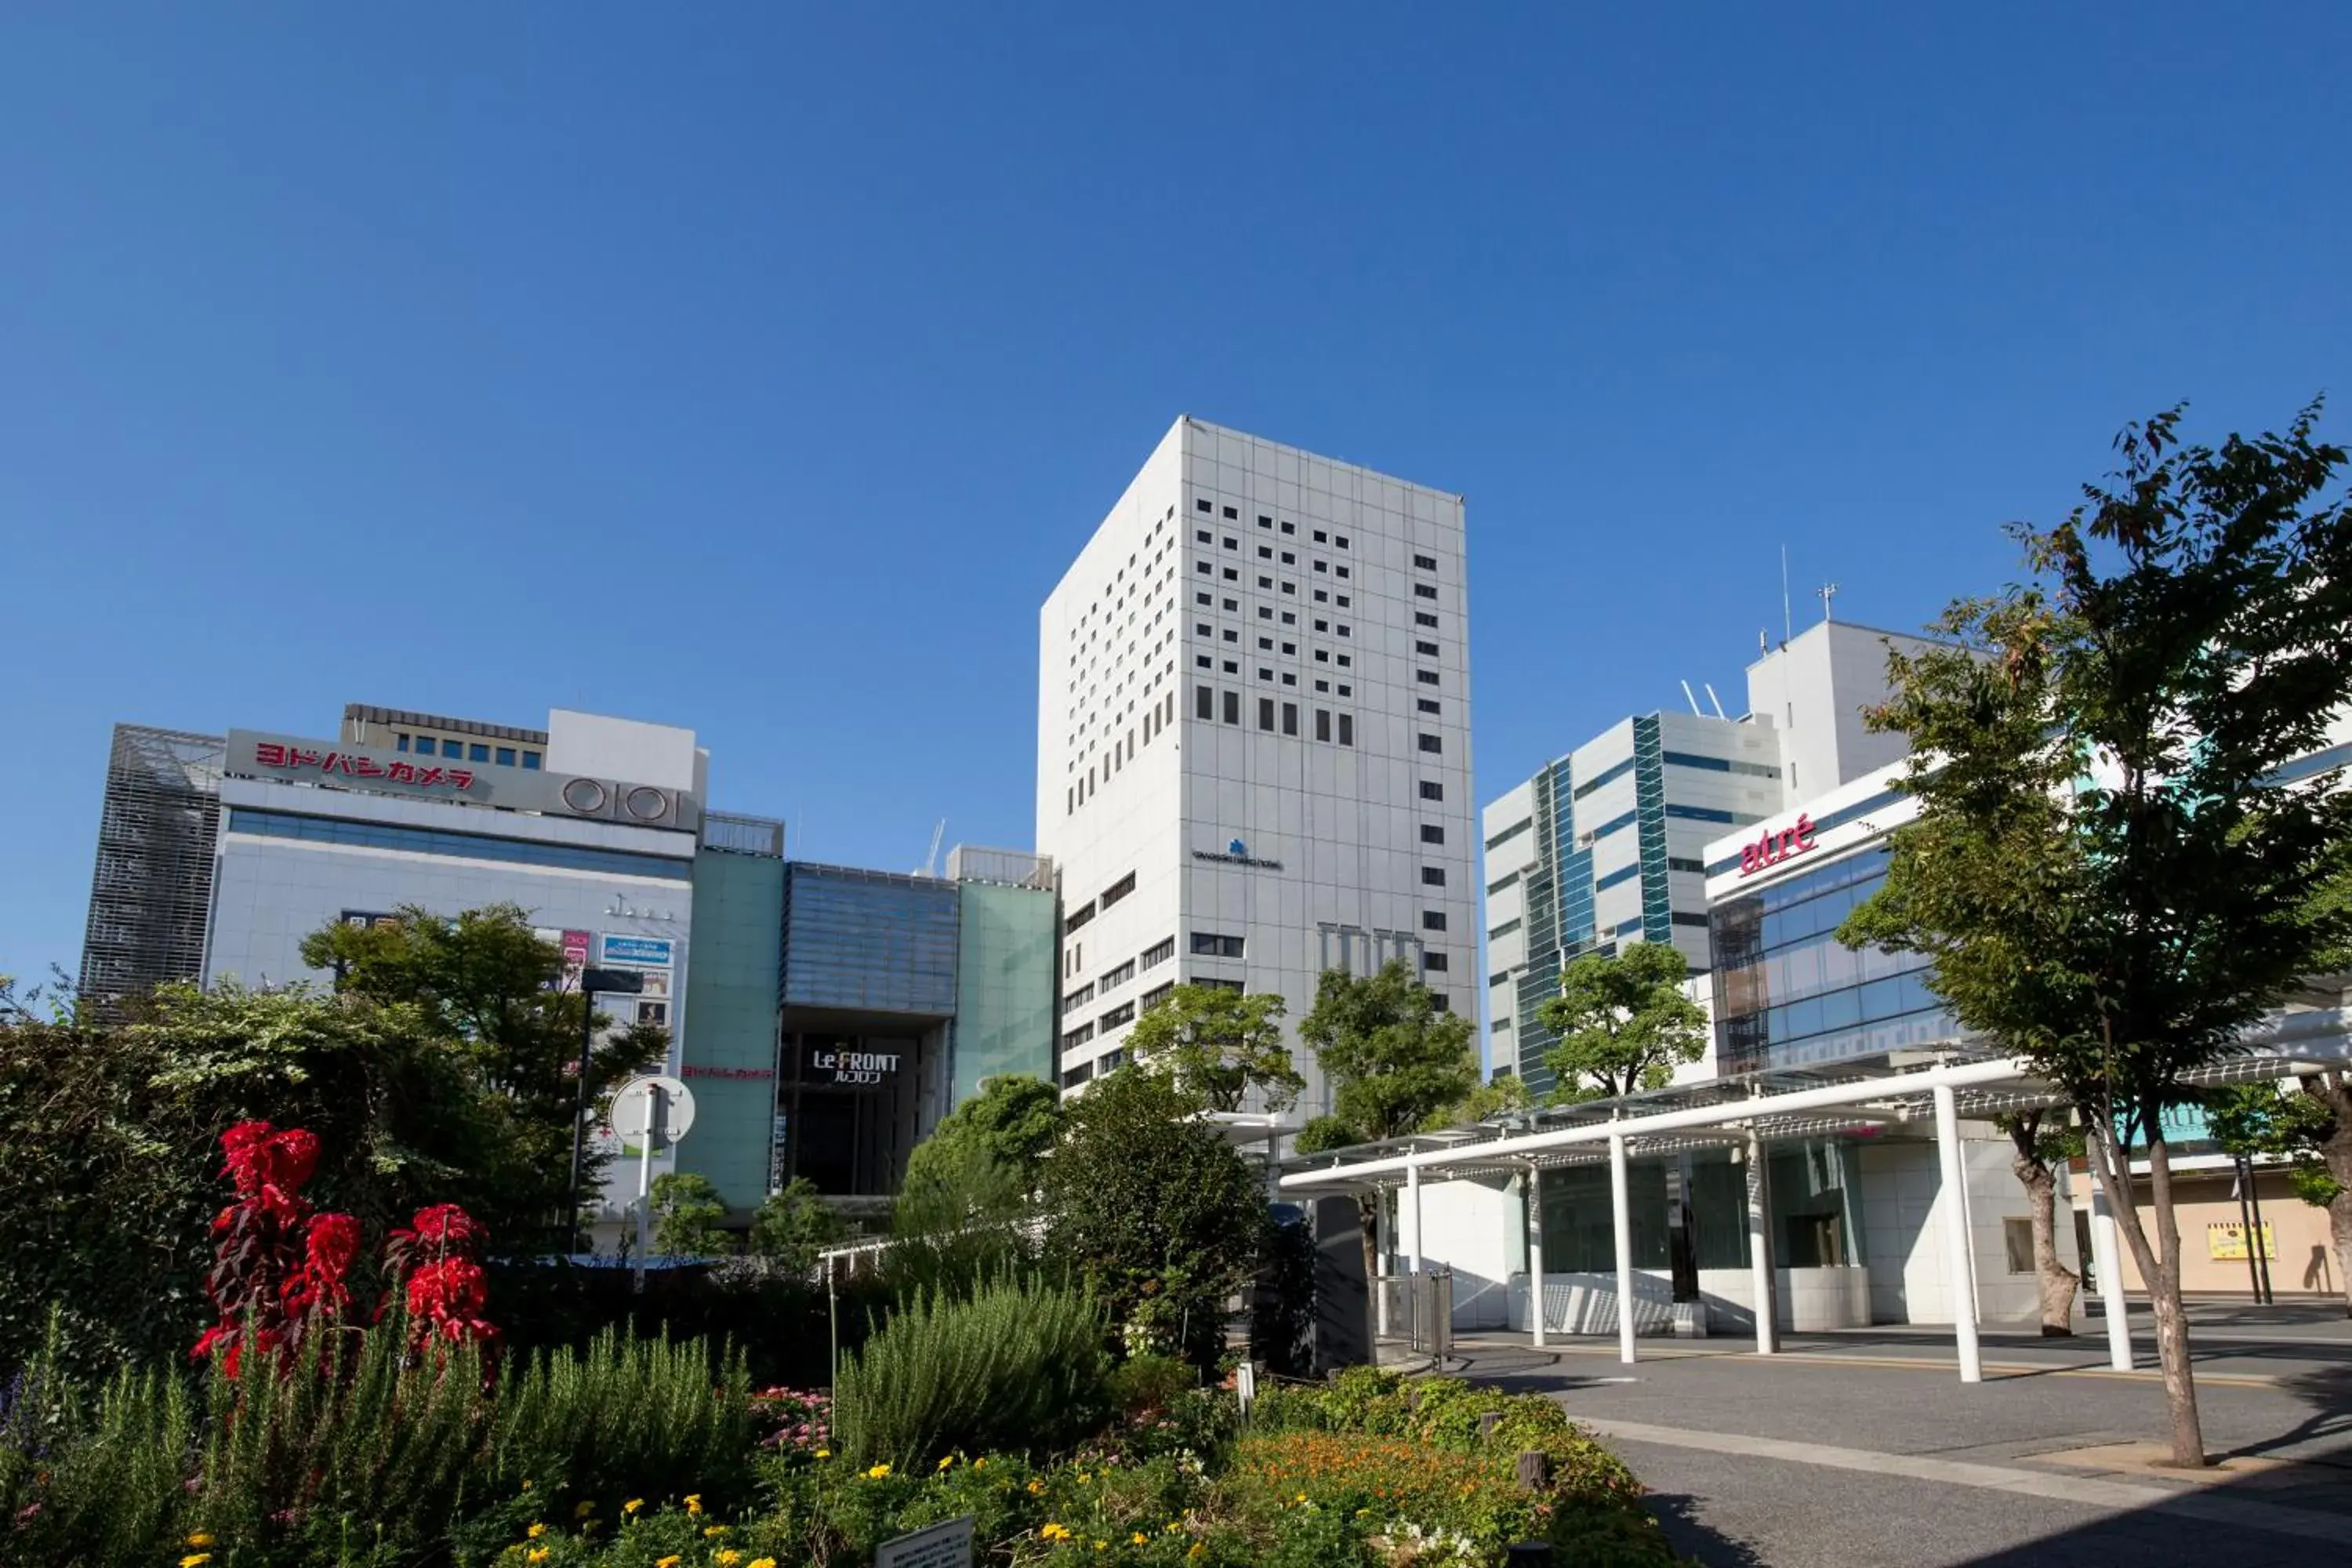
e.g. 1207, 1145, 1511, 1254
4, 5, 2347, 985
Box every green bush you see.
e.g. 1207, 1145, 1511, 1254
832, 1276, 1108, 1470
1106, 1352, 1195, 1416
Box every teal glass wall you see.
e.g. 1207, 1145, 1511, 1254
950, 880, 1056, 1105
1534, 1162, 1671, 1273
676, 847, 786, 1211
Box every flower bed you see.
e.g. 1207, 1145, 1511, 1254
451, 1370, 1671, 1568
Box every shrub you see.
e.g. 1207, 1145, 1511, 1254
1106, 1352, 1194, 1417
832, 1276, 1108, 1470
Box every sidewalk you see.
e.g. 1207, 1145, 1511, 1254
1415, 1312, 2352, 1567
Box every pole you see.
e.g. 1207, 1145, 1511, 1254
1527, 1163, 1548, 1349
632, 1083, 662, 1294
1374, 1188, 1391, 1340
2234, 1156, 2265, 1304
1933, 1083, 1982, 1384
1610, 1132, 1636, 1365
2245, 1156, 2276, 1305
1746, 1128, 1775, 1355
2089, 1185, 2133, 1371
564, 980, 594, 1250
828, 1260, 840, 1392
1406, 1160, 1423, 1277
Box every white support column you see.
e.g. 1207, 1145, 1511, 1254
1406, 1160, 1424, 1276
1746, 1127, 1775, 1355
1610, 1132, 1636, 1365
2090, 1185, 2134, 1371
1527, 1163, 1548, 1348
1933, 1083, 1983, 1385
1374, 1186, 1391, 1339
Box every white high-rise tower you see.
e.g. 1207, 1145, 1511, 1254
1036, 417, 1475, 1113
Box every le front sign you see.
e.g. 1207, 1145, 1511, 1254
1737, 812, 1819, 877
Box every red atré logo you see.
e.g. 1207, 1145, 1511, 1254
1738, 812, 1819, 877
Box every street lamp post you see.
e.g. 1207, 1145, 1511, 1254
566, 966, 644, 1249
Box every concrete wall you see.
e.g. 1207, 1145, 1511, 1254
1502, 1267, 1868, 1336
2094, 1164, 2339, 1298
1402, 1174, 1518, 1330
1857, 1132, 2084, 1328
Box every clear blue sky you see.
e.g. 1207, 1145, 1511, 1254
4, 4, 2347, 986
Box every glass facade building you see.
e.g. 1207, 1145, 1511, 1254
1707, 841, 1955, 1075
1485, 713, 1781, 1098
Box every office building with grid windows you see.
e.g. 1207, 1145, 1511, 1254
1036, 417, 1476, 1112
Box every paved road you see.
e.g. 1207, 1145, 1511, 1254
1438, 1305, 2352, 1567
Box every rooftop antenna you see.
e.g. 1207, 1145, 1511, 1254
1780, 546, 1793, 648
1703, 682, 1727, 719
919, 818, 946, 879
1817, 581, 1840, 623
1679, 679, 1704, 717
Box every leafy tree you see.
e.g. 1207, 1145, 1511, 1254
1299, 961, 1479, 1142
1298, 961, 1480, 1288
1127, 984, 1304, 1112
1041, 1068, 1267, 1368
1534, 942, 1707, 1104
899, 1073, 1064, 1196
1291, 1114, 1363, 1156
747, 1176, 848, 1275
2207, 1080, 2352, 1315
650, 1171, 734, 1258
0, 981, 485, 1370
887, 1138, 1036, 1298
1994, 1109, 2085, 1336
1839, 403, 2352, 1465
300, 905, 668, 1250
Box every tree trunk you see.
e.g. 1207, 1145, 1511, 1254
2300, 1071, 2352, 1317
2011, 1149, 2079, 1336
2084, 1116, 2206, 1468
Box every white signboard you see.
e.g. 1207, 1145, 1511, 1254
877, 1515, 973, 1568
610, 1075, 697, 1144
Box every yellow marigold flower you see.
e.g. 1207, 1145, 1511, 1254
752, 1560, 779, 1568
1132, 1533, 1150, 1545
623, 1497, 643, 1515
527, 1552, 550, 1566
186, 1537, 216, 1550
815, 1449, 830, 1459
938, 1455, 954, 1470
704, 1524, 730, 1537
526, 1523, 547, 1539
717, 1553, 742, 1566
657, 1558, 683, 1568
1040, 1523, 1072, 1541
1187, 1546, 1207, 1561
574, 1501, 595, 1518
181, 1557, 212, 1568
521, 1479, 533, 1490
1093, 1544, 1106, 1553
684, 1494, 703, 1515
972, 1457, 986, 1469
1027, 1480, 1045, 1494
866, 1463, 892, 1479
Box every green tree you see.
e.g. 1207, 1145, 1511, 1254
0, 981, 485, 1370
1298, 961, 1480, 1289
888, 1138, 1036, 1298
1534, 942, 1707, 1104
1126, 984, 1304, 1112
650, 1171, 734, 1258
1041, 1068, 1267, 1368
1838, 403, 2352, 1465
300, 904, 668, 1251
899, 1073, 1063, 1196
1299, 961, 1479, 1142
746, 1176, 848, 1275
2207, 1080, 2351, 1315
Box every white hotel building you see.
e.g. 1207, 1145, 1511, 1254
1036, 417, 1477, 1112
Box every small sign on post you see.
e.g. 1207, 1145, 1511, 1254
877, 1514, 974, 1568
